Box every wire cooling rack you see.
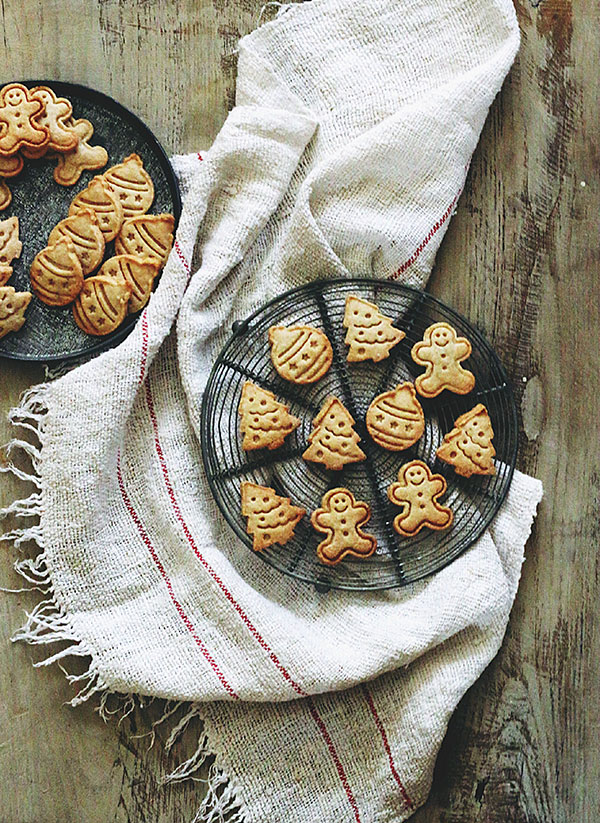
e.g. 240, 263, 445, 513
201, 278, 518, 591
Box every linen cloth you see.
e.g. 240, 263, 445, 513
2, 1, 543, 821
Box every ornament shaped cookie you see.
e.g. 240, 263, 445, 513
268, 325, 333, 384
103, 153, 154, 218
411, 322, 475, 397
0, 216, 22, 266
52, 118, 108, 186
0, 286, 31, 338
0, 180, 11, 210
0, 83, 48, 155
48, 209, 105, 275
29, 86, 78, 153
69, 175, 124, 242
238, 381, 300, 451
303, 397, 366, 470
311, 488, 376, 566
436, 404, 496, 477
343, 295, 405, 362
387, 460, 453, 537
30, 237, 83, 306
99, 255, 159, 313
72, 274, 132, 336
115, 214, 175, 266
366, 382, 424, 450
0, 153, 23, 177
241, 482, 305, 551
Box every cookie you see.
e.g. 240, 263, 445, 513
0, 265, 12, 286
29, 86, 78, 153
238, 381, 300, 451
436, 404, 496, 477
0, 180, 11, 210
48, 209, 105, 275
69, 175, 124, 242
30, 237, 83, 306
0, 153, 23, 177
411, 322, 475, 397
241, 482, 305, 551
387, 460, 453, 537
115, 214, 175, 266
343, 295, 405, 362
102, 153, 154, 218
366, 382, 424, 450
311, 488, 376, 566
0, 286, 31, 338
0, 216, 22, 266
52, 118, 108, 186
0, 83, 48, 155
72, 274, 132, 336
268, 325, 333, 384
303, 397, 366, 470
98, 255, 159, 314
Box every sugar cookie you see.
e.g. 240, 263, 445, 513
30, 237, 83, 306
343, 295, 405, 362
436, 404, 495, 477
72, 274, 132, 336
311, 488, 376, 566
115, 214, 175, 266
411, 322, 475, 397
268, 324, 333, 384
303, 397, 365, 470
366, 382, 424, 450
387, 460, 453, 537
48, 209, 105, 275
69, 175, 124, 242
238, 381, 300, 451
241, 482, 305, 551
103, 153, 154, 218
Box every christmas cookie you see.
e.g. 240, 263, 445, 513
241, 482, 305, 551
72, 274, 132, 336
238, 381, 300, 451
115, 214, 175, 266
268, 325, 333, 384
69, 175, 124, 242
387, 460, 453, 537
303, 397, 366, 470
0, 153, 23, 177
411, 322, 475, 397
30, 237, 83, 306
366, 382, 424, 451
52, 118, 108, 186
0, 286, 31, 338
0, 180, 11, 211
99, 255, 159, 314
103, 153, 154, 218
0, 83, 48, 155
343, 295, 405, 362
29, 86, 78, 153
436, 404, 495, 477
48, 209, 106, 275
0, 216, 22, 266
311, 488, 376, 566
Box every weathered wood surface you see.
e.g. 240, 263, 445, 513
0, 0, 598, 821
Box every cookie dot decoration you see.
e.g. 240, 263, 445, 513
411, 321, 475, 397
268, 324, 333, 384
436, 404, 496, 477
238, 381, 300, 452
241, 482, 306, 551
302, 396, 366, 470
387, 460, 453, 537
366, 382, 424, 450
343, 294, 405, 362
311, 488, 376, 566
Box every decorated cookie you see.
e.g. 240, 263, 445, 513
0, 153, 23, 178
0, 83, 48, 155
0, 286, 31, 338
0, 180, 11, 211
311, 488, 376, 566
29, 86, 78, 153
30, 237, 83, 306
98, 255, 159, 314
103, 153, 154, 218
0, 216, 22, 266
268, 325, 333, 384
366, 382, 424, 451
115, 214, 175, 266
436, 404, 496, 477
52, 118, 108, 186
72, 274, 132, 336
238, 381, 300, 451
48, 209, 105, 275
241, 482, 305, 551
387, 460, 453, 537
303, 397, 366, 470
343, 295, 405, 362
69, 175, 124, 242
0, 265, 12, 286
411, 322, 475, 397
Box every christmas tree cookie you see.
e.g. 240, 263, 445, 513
241, 482, 306, 551
343, 295, 405, 362
311, 488, 377, 565
388, 460, 453, 537
268, 324, 333, 384
411, 322, 475, 397
366, 382, 424, 450
436, 404, 496, 477
303, 397, 366, 470
238, 381, 300, 451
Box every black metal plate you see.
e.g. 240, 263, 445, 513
201, 279, 518, 592
0, 80, 181, 363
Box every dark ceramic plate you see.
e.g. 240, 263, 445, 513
0, 80, 181, 363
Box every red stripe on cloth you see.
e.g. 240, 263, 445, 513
144, 374, 362, 821
361, 684, 413, 809
137, 311, 149, 385
197, 152, 203, 163
116, 453, 238, 700
174, 239, 190, 275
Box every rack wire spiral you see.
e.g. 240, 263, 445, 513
201, 278, 518, 592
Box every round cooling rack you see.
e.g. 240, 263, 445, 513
201, 278, 518, 592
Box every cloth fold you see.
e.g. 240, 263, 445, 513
2, 1, 543, 821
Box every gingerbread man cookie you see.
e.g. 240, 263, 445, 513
411, 322, 475, 397
51, 118, 108, 186
0, 84, 48, 155
387, 460, 453, 537
29, 86, 78, 153
311, 488, 377, 565
0, 152, 23, 178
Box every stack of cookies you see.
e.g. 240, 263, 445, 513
238, 294, 496, 566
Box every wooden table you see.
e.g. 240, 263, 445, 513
1, 1, 597, 821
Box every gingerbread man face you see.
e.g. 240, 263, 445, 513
3, 86, 27, 107
431, 325, 452, 347
388, 460, 453, 537
329, 490, 353, 513
404, 463, 428, 485
411, 322, 475, 398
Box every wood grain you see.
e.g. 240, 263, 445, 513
1, 0, 598, 821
